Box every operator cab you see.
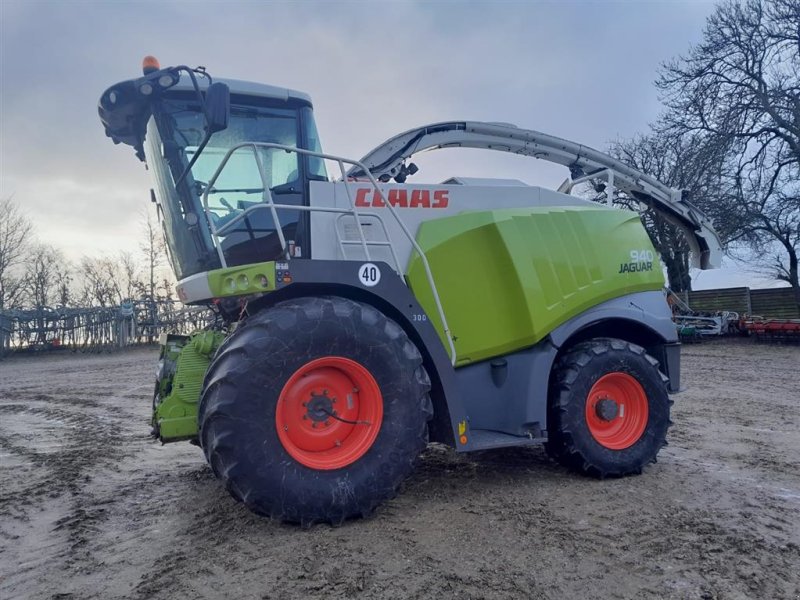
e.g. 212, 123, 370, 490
98, 59, 326, 281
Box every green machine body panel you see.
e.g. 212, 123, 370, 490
406, 206, 665, 366
153, 330, 226, 441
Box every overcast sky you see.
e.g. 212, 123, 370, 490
0, 0, 779, 289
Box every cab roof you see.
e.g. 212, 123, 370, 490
172, 75, 312, 105
98, 69, 312, 160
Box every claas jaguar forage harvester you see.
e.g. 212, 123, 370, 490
98, 57, 722, 524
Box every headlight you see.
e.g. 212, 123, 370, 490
158, 74, 176, 88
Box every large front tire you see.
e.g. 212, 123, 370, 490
545, 338, 671, 477
198, 297, 432, 525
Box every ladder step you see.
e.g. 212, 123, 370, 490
466, 429, 546, 451
339, 240, 393, 246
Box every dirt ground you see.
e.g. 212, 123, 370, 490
0, 340, 798, 600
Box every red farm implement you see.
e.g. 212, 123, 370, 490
741, 318, 800, 343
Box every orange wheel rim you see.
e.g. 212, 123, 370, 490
585, 372, 648, 450
276, 356, 383, 470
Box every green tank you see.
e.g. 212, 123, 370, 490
407, 206, 663, 365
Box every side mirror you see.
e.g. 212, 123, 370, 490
206, 82, 230, 134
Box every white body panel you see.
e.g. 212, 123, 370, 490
175, 271, 213, 304
308, 180, 598, 273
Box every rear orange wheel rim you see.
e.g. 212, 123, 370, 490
276, 356, 383, 470
585, 372, 648, 450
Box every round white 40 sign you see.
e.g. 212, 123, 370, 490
358, 263, 381, 287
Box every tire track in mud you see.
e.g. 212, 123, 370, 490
1, 342, 800, 600
0, 351, 153, 599
127, 446, 561, 600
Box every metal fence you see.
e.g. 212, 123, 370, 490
676, 286, 800, 319
0, 300, 215, 356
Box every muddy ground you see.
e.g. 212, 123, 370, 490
0, 340, 798, 600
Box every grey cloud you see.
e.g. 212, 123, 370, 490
1, 0, 716, 263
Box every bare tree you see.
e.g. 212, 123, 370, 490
118, 251, 140, 302
24, 244, 66, 309
607, 131, 736, 291
78, 251, 147, 307
0, 196, 33, 309
56, 273, 73, 308
657, 0, 800, 303
78, 257, 113, 307
159, 277, 174, 302
139, 209, 167, 301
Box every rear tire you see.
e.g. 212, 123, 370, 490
545, 338, 671, 477
198, 296, 432, 525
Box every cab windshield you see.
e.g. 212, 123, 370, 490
171, 102, 300, 207
147, 95, 325, 279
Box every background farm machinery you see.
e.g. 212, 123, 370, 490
669, 289, 800, 343
0, 300, 213, 355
